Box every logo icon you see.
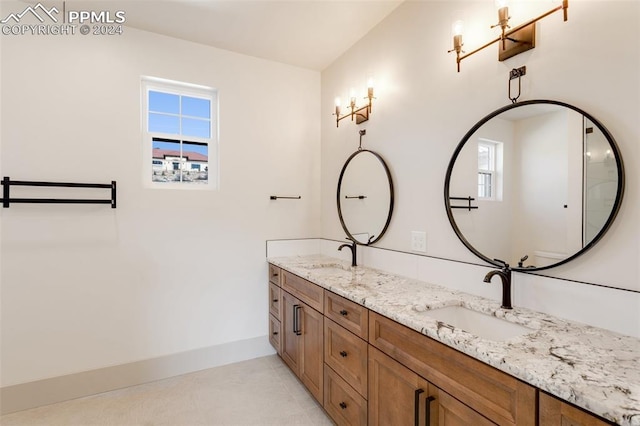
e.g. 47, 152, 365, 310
1, 3, 59, 24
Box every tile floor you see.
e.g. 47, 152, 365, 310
1, 355, 334, 426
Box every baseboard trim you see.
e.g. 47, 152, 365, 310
1, 335, 275, 415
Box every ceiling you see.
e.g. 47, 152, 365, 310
71, 1, 404, 71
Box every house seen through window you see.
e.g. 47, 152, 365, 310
142, 77, 217, 188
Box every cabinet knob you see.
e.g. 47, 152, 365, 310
272, 298, 278, 302
340, 350, 348, 358
339, 310, 348, 316
272, 331, 278, 335
339, 402, 347, 410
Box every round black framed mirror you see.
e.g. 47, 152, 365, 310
444, 100, 625, 271
337, 149, 394, 245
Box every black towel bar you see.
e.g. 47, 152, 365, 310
0, 177, 117, 208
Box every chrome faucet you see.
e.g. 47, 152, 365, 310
338, 238, 357, 267
483, 263, 512, 309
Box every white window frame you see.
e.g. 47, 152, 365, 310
478, 139, 499, 200
141, 76, 218, 190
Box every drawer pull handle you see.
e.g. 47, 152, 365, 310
414, 389, 424, 426
339, 310, 348, 316
339, 350, 348, 358
293, 304, 302, 335
339, 402, 347, 409
425, 395, 435, 426
272, 331, 278, 335
272, 298, 279, 302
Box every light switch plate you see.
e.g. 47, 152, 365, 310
411, 231, 427, 253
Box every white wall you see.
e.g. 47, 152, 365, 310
0, 27, 320, 386
321, 1, 639, 302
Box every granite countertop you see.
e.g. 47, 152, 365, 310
268, 254, 640, 426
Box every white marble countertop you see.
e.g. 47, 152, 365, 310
268, 254, 640, 426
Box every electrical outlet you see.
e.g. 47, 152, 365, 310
411, 231, 427, 253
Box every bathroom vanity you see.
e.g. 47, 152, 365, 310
267, 256, 638, 426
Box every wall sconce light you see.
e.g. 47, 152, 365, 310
448, 0, 569, 72
334, 79, 375, 127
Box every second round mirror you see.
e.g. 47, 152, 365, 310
337, 149, 394, 245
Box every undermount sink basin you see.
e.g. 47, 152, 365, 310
426, 305, 534, 341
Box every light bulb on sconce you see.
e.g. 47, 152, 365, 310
333, 79, 376, 128
349, 88, 357, 111
448, 20, 465, 72
447, 0, 569, 72
492, 0, 511, 49
367, 78, 375, 99
334, 97, 341, 117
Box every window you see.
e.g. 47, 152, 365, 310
142, 77, 217, 188
478, 140, 497, 199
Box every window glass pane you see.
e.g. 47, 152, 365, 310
152, 139, 181, 183
149, 91, 179, 114
182, 96, 210, 119
183, 142, 208, 184
478, 172, 492, 198
182, 117, 210, 138
149, 113, 180, 134
478, 145, 490, 171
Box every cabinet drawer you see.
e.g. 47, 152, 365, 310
269, 282, 281, 319
281, 271, 324, 312
268, 264, 281, 286
325, 291, 368, 340
369, 311, 535, 426
324, 366, 367, 426
268, 314, 281, 354
325, 318, 368, 398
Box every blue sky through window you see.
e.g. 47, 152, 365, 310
152, 140, 208, 157
148, 91, 211, 138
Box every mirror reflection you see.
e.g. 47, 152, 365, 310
337, 149, 393, 245
446, 101, 624, 270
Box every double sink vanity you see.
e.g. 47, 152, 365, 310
267, 98, 637, 424
267, 255, 639, 426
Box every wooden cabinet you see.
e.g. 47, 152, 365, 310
323, 292, 370, 425
282, 270, 324, 312
269, 282, 281, 319
325, 291, 368, 340
539, 392, 616, 426
268, 268, 282, 355
269, 264, 281, 285
268, 313, 281, 354
269, 263, 606, 426
369, 346, 435, 426
369, 311, 536, 426
369, 346, 497, 426
325, 318, 368, 398
281, 290, 324, 404
324, 364, 367, 426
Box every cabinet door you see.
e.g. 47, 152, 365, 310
539, 392, 615, 426
300, 301, 324, 404
369, 311, 535, 426
437, 390, 496, 426
369, 346, 436, 426
281, 291, 301, 375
